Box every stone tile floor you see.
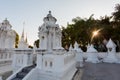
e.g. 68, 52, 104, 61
0, 64, 12, 80
81, 62, 120, 80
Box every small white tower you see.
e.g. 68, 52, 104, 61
74, 41, 83, 67
18, 28, 29, 49
103, 39, 118, 63
69, 44, 73, 51
86, 44, 99, 63
106, 38, 116, 52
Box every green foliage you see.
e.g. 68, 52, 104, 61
34, 39, 39, 48
29, 45, 33, 49
62, 6, 120, 48
112, 4, 120, 22
14, 30, 19, 48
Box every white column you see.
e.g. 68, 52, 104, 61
12, 53, 16, 68
37, 54, 43, 69
48, 31, 52, 52
23, 53, 33, 67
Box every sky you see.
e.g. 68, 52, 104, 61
0, 0, 120, 46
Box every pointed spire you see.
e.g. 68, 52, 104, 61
25, 33, 28, 43
21, 27, 24, 38
21, 22, 25, 38
106, 38, 116, 48
74, 41, 79, 50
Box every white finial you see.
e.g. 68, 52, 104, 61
5, 18, 7, 20
106, 38, 116, 48
49, 11, 51, 14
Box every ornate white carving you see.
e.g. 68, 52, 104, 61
38, 11, 62, 51
0, 19, 16, 49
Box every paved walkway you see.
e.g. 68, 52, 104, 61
0, 64, 12, 80
81, 63, 120, 80
0, 65, 12, 75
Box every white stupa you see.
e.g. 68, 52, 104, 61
103, 39, 118, 63
18, 29, 29, 49
74, 41, 83, 67
69, 44, 73, 51
86, 44, 99, 63
74, 41, 83, 52
0, 19, 16, 49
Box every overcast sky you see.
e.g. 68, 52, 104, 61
0, 0, 120, 45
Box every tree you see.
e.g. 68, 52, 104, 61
62, 15, 98, 48
112, 4, 120, 22
14, 31, 19, 48
34, 39, 39, 48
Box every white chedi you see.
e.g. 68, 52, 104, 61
38, 11, 62, 51
74, 41, 83, 52
18, 29, 29, 49
74, 42, 83, 58
86, 44, 99, 63
0, 19, 16, 49
106, 38, 116, 52
103, 39, 118, 63
74, 41, 83, 67
69, 44, 73, 51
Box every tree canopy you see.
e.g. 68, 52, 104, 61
62, 4, 120, 51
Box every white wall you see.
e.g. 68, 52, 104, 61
12, 49, 33, 72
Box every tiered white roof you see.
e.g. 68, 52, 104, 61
87, 44, 98, 52
106, 38, 116, 48
0, 18, 12, 31
43, 11, 57, 25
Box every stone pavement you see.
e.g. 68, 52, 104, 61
0, 64, 12, 80
81, 62, 120, 80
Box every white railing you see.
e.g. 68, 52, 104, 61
0, 49, 13, 66
82, 52, 120, 59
